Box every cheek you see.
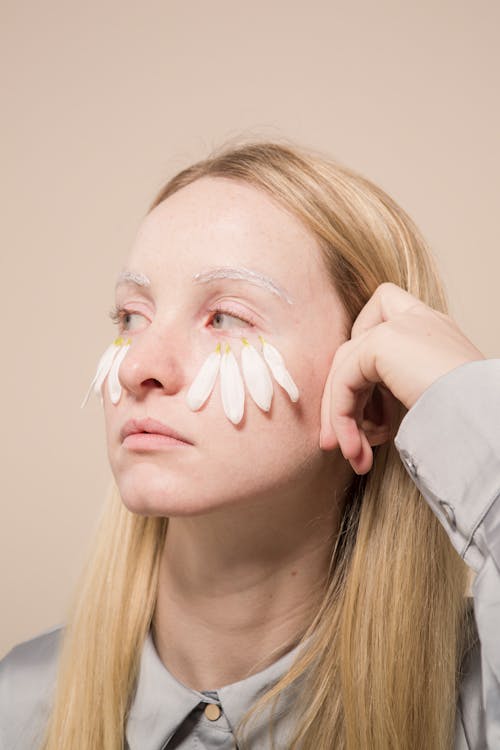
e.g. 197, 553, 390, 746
195, 413, 318, 509
102, 397, 117, 434
104, 370, 326, 516
202, 371, 320, 469
102, 397, 126, 470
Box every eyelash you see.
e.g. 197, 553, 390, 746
108, 304, 256, 331
108, 305, 130, 330
209, 305, 256, 328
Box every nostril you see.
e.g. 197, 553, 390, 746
141, 378, 163, 388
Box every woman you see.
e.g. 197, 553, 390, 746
1, 140, 498, 749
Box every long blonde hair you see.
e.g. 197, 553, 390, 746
41, 139, 475, 749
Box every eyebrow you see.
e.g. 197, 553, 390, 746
115, 265, 294, 305
192, 266, 294, 304
115, 270, 151, 289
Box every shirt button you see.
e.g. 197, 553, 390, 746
439, 501, 457, 531
401, 450, 417, 478
204, 703, 222, 721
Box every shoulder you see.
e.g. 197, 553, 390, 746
0, 624, 64, 750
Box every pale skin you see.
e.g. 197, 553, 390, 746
320, 283, 486, 474
103, 176, 485, 691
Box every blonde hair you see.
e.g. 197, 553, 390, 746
41, 139, 475, 749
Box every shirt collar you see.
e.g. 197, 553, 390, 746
126, 629, 312, 750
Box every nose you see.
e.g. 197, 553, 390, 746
116, 324, 186, 400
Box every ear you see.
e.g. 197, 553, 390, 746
360, 384, 400, 447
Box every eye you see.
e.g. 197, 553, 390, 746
109, 305, 148, 332
209, 306, 255, 330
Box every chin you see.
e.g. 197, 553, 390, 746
113, 472, 227, 518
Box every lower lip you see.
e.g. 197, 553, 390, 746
123, 433, 192, 450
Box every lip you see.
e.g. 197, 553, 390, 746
120, 417, 194, 446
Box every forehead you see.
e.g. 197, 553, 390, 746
126, 177, 331, 300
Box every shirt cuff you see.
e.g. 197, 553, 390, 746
394, 358, 500, 573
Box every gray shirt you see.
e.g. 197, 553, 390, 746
1, 358, 499, 749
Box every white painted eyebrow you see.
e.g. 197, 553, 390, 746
192, 265, 294, 305
115, 270, 151, 289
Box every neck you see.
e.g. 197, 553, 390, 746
152, 455, 352, 691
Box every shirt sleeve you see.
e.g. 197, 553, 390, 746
394, 358, 500, 749
0, 625, 63, 750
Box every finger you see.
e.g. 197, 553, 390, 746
319, 336, 366, 450
351, 428, 374, 475
328, 337, 381, 461
319, 364, 336, 450
331, 414, 374, 474
350, 282, 423, 339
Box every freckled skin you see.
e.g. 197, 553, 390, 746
104, 176, 352, 519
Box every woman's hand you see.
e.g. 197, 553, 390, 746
319, 282, 485, 475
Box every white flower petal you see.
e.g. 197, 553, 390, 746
220, 344, 245, 424
80, 338, 122, 409
240, 338, 273, 411
186, 343, 221, 410
259, 336, 299, 403
107, 341, 131, 405
268, 363, 300, 403
94, 341, 122, 395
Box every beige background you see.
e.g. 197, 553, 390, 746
2, 1, 499, 657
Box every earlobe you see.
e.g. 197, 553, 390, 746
360, 420, 393, 447
361, 384, 400, 447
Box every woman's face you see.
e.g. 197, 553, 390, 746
104, 176, 351, 516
